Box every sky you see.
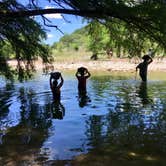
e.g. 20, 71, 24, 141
17, 0, 87, 45
40, 14, 87, 45
31, 1, 87, 45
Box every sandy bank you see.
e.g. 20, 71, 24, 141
8, 58, 166, 72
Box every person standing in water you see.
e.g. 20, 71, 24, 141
75, 67, 91, 93
136, 55, 153, 82
50, 72, 64, 101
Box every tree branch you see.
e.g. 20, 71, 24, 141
0, 8, 116, 19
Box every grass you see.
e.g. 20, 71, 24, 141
51, 49, 92, 62
51, 49, 114, 62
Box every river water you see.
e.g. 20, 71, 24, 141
0, 71, 166, 165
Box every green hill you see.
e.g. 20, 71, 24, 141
51, 26, 90, 52
50, 26, 92, 61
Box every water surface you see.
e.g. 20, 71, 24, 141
0, 71, 166, 165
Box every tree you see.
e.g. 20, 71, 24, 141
87, 20, 110, 55
0, 0, 52, 81
1, 0, 166, 45
87, 19, 154, 58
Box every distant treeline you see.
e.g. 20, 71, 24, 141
50, 21, 166, 59
2, 23, 165, 61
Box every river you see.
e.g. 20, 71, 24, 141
0, 71, 166, 165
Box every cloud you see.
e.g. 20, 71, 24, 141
45, 13, 62, 19
47, 34, 54, 38
44, 6, 62, 19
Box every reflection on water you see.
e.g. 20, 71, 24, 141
137, 82, 154, 106
51, 101, 65, 119
78, 91, 91, 108
0, 72, 166, 165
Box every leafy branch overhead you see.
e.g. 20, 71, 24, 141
1, 0, 166, 80
1, 0, 166, 46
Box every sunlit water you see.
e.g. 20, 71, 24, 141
0, 71, 166, 165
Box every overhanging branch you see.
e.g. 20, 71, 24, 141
0, 8, 116, 19
1, 7, 165, 47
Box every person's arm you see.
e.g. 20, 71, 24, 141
148, 57, 153, 64
136, 64, 140, 72
85, 68, 91, 78
75, 71, 79, 78
86, 71, 91, 78
50, 76, 53, 90
57, 74, 64, 89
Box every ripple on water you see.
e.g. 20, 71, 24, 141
0, 73, 166, 164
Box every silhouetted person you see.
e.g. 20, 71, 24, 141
75, 67, 91, 93
90, 53, 98, 60
106, 48, 113, 58
51, 101, 65, 119
136, 55, 153, 82
50, 72, 64, 102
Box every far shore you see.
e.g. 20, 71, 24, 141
7, 58, 166, 72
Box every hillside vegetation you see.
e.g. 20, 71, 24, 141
50, 26, 93, 62
50, 22, 165, 62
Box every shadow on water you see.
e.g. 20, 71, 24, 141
0, 72, 166, 165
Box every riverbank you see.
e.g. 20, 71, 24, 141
8, 58, 166, 72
